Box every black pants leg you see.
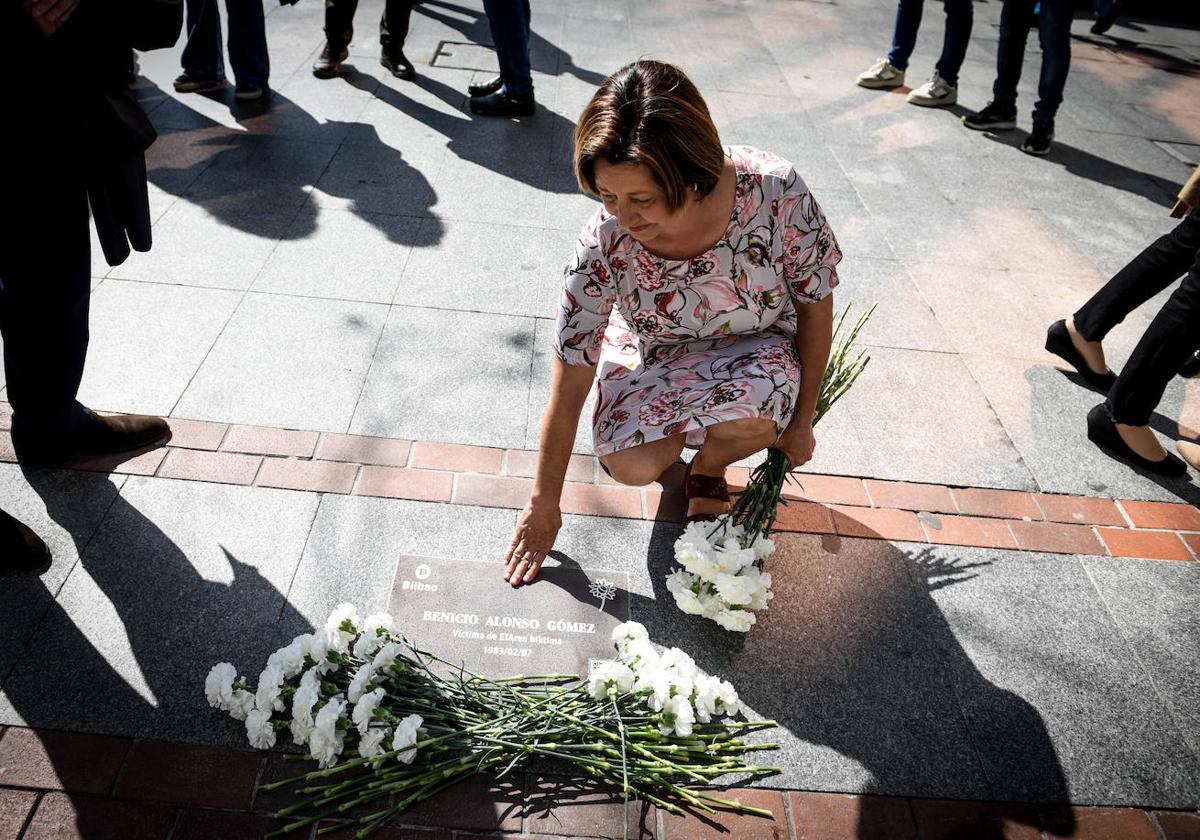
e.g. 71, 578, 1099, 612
0, 173, 91, 460
1073, 212, 1200, 342
1106, 244, 1200, 425
380, 0, 414, 54
324, 0, 360, 53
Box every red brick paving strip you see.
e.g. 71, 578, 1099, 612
864, 480, 957, 514
394, 773, 523, 832
1181, 532, 1200, 561
69, 447, 167, 477
315, 432, 412, 467
0, 728, 129, 795
1154, 811, 1200, 840
164, 417, 228, 450
1119, 500, 1200, 532
773, 500, 836, 534
524, 776, 656, 839
172, 810, 288, 840
221, 424, 319, 458
952, 487, 1043, 521
0, 788, 38, 840
659, 788, 788, 839
790, 791, 918, 840
115, 740, 261, 810
909, 799, 1041, 840
256, 458, 359, 494
1008, 520, 1106, 555
645, 489, 687, 522
1097, 528, 1194, 561
157, 448, 262, 485
830, 506, 925, 542
922, 514, 1018, 550
558, 482, 644, 519
1038, 805, 1160, 839
21, 792, 175, 840
453, 474, 534, 509
506, 449, 596, 483
355, 466, 453, 502
784, 473, 872, 507
411, 441, 503, 474
320, 826, 452, 840
1036, 493, 1126, 527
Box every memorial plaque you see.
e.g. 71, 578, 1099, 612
388, 556, 631, 678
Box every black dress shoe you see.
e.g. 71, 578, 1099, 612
1087, 404, 1187, 477
469, 89, 535, 117
75, 411, 172, 459
381, 49, 416, 80
1180, 350, 1200, 379
0, 508, 51, 574
1045, 320, 1118, 392
468, 75, 503, 97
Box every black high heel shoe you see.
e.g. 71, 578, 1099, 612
1046, 320, 1118, 392
1086, 404, 1187, 477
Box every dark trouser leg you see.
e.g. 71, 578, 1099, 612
0, 178, 91, 460
886, 0, 924, 72
324, 0, 359, 53
1107, 248, 1200, 425
225, 0, 270, 87
1032, 0, 1074, 122
935, 0, 974, 87
380, 0, 414, 53
482, 0, 533, 96
992, 0, 1035, 110
181, 0, 227, 80
1074, 213, 1200, 341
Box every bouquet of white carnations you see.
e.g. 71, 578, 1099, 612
667, 304, 873, 632
207, 605, 779, 838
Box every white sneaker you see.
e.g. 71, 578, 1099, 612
907, 72, 957, 107
856, 58, 905, 90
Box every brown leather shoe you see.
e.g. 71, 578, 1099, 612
74, 411, 172, 459
0, 508, 51, 574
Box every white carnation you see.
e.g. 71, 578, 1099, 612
255, 664, 286, 713
679, 521, 719, 552
325, 603, 360, 650
352, 612, 393, 660
358, 726, 390, 765
692, 674, 721, 723
678, 544, 722, 581
713, 608, 756, 633
749, 571, 774, 612
713, 572, 758, 606
303, 630, 333, 666
611, 620, 647, 648
714, 546, 756, 574
352, 687, 386, 735
618, 637, 660, 673
267, 637, 307, 679
716, 679, 741, 717
371, 641, 402, 674
666, 570, 708, 615
587, 661, 635, 700
659, 647, 697, 679
346, 664, 375, 704
227, 688, 256, 721
290, 681, 319, 746
245, 708, 276, 749
309, 697, 347, 768
660, 694, 695, 736
205, 662, 237, 710
751, 534, 775, 562
391, 714, 423, 764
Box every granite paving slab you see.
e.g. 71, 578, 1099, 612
350, 305, 533, 446
0, 477, 320, 745
916, 543, 1200, 807
0, 466, 124, 678
175, 292, 390, 432
78, 280, 242, 417
1082, 556, 1200, 753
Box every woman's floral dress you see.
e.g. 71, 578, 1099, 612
554, 145, 842, 457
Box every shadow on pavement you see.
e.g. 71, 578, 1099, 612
1, 466, 313, 837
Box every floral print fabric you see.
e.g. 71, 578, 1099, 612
554, 145, 842, 457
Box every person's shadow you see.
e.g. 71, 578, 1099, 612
134, 81, 444, 246
537, 511, 1076, 840
1, 466, 313, 836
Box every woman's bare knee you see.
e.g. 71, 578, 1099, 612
600, 439, 684, 486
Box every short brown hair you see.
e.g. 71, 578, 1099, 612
574, 60, 724, 213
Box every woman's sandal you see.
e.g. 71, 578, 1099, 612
683, 461, 731, 524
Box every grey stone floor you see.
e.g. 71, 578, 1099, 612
2, 0, 1197, 500
1, 465, 1197, 808
3, 0, 1200, 814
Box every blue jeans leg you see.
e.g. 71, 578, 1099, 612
1032, 0, 1073, 122
992, 0, 1035, 111
225, 0, 270, 87
181, 0, 227, 81
481, 0, 533, 96
934, 0, 974, 86
886, 0, 923, 71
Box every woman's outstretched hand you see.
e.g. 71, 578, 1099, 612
775, 420, 816, 470
503, 501, 562, 586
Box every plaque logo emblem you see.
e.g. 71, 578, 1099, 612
588, 578, 617, 611
415, 563, 432, 580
